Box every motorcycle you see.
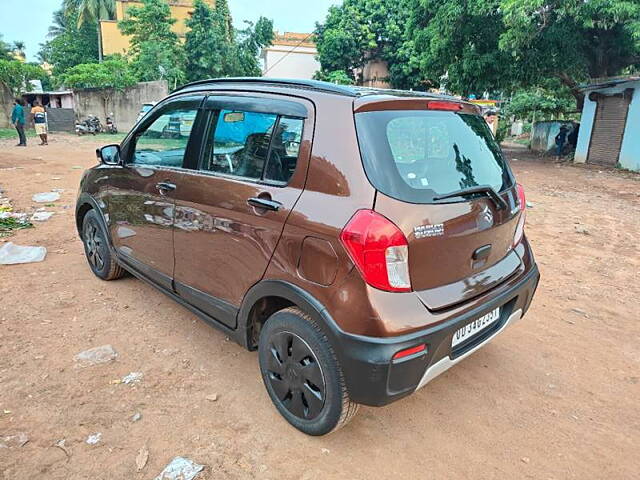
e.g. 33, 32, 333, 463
105, 114, 118, 134
75, 115, 103, 135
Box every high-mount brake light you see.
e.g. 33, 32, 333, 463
513, 183, 526, 246
340, 210, 411, 293
427, 101, 463, 111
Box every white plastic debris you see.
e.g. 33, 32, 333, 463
0, 211, 28, 221
0, 432, 29, 448
0, 242, 47, 265
122, 371, 143, 384
31, 211, 54, 222
154, 457, 204, 480
74, 345, 118, 367
85, 432, 102, 445
32, 192, 60, 203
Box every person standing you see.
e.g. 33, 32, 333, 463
555, 125, 568, 160
31, 101, 48, 145
11, 98, 26, 147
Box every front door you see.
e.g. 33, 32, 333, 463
172, 94, 313, 327
107, 96, 202, 290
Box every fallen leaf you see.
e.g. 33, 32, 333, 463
136, 445, 149, 471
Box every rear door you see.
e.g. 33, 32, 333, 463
171, 93, 313, 327
354, 103, 521, 310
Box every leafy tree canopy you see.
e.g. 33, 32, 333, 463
118, 0, 185, 87
499, 0, 640, 106
314, 0, 419, 88
39, 8, 99, 77
63, 0, 115, 26
58, 56, 136, 89
313, 69, 354, 85
236, 17, 274, 77
0, 35, 13, 61
316, 0, 640, 109
184, 0, 273, 81
0, 60, 49, 96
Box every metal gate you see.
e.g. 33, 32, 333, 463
587, 91, 633, 166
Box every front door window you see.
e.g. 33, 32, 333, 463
132, 108, 198, 168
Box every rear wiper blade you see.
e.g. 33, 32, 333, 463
432, 185, 508, 210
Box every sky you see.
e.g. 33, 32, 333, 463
0, 0, 340, 62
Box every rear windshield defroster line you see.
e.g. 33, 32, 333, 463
354, 110, 514, 204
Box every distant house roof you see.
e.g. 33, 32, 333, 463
580, 76, 640, 91
271, 31, 316, 49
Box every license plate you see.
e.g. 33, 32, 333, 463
451, 308, 500, 347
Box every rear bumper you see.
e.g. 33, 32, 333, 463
331, 263, 540, 406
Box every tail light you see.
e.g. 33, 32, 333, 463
340, 210, 411, 292
513, 183, 526, 246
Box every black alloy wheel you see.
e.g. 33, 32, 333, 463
258, 307, 359, 435
81, 209, 125, 280
84, 218, 105, 272
265, 331, 325, 420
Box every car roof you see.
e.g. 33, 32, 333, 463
173, 77, 465, 102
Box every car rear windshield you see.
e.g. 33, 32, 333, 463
355, 110, 513, 203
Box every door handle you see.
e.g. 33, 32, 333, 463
156, 182, 176, 194
248, 197, 282, 211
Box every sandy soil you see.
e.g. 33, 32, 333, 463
0, 134, 639, 479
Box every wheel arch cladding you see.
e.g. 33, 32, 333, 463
238, 280, 338, 351
76, 202, 93, 237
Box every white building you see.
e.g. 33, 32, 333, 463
261, 32, 320, 80
575, 76, 640, 171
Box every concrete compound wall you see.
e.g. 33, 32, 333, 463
74, 80, 168, 131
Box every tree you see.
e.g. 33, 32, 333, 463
184, 0, 273, 81
236, 17, 274, 76
0, 60, 48, 96
313, 69, 354, 85
64, 0, 115, 26
184, 0, 230, 81
499, 0, 640, 108
64, 0, 116, 61
0, 35, 13, 61
409, 0, 513, 95
118, 0, 185, 87
39, 7, 99, 77
59, 57, 136, 117
314, 0, 419, 88
12, 41, 26, 61
505, 86, 576, 121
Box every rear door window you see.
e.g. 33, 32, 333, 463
355, 110, 513, 203
201, 109, 304, 184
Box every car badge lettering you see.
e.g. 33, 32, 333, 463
414, 223, 444, 239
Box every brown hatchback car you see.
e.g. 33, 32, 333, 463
76, 78, 539, 435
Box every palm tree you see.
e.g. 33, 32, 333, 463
48, 9, 69, 38
64, 0, 116, 61
12, 41, 26, 60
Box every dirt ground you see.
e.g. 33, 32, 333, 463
0, 133, 639, 480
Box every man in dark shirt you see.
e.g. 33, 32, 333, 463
11, 98, 27, 147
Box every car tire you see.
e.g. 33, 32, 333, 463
81, 209, 125, 281
258, 307, 359, 435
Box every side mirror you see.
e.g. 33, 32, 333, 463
97, 144, 121, 165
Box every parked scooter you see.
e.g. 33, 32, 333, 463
75, 115, 103, 135
105, 113, 118, 134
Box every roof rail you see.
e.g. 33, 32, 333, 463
174, 77, 359, 96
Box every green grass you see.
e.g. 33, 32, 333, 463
77, 132, 127, 143
0, 128, 36, 140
